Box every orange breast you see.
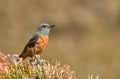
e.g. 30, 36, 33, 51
35, 34, 48, 54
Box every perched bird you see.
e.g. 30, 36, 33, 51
19, 23, 55, 59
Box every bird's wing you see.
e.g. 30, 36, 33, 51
26, 34, 39, 48
19, 34, 39, 59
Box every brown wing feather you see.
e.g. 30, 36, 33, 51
19, 34, 39, 59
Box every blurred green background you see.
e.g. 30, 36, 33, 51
0, 0, 120, 79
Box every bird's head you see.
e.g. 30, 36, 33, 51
35, 23, 55, 36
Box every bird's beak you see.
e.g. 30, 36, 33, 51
50, 25, 55, 28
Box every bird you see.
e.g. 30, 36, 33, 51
19, 23, 55, 59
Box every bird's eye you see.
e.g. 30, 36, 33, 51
42, 25, 46, 27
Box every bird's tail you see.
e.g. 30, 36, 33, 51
19, 53, 26, 60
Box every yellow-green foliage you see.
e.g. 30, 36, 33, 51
0, 57, 78, 79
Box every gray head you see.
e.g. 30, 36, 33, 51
35, 23, 55, 36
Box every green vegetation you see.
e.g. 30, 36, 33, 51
0, 55, 77, 79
